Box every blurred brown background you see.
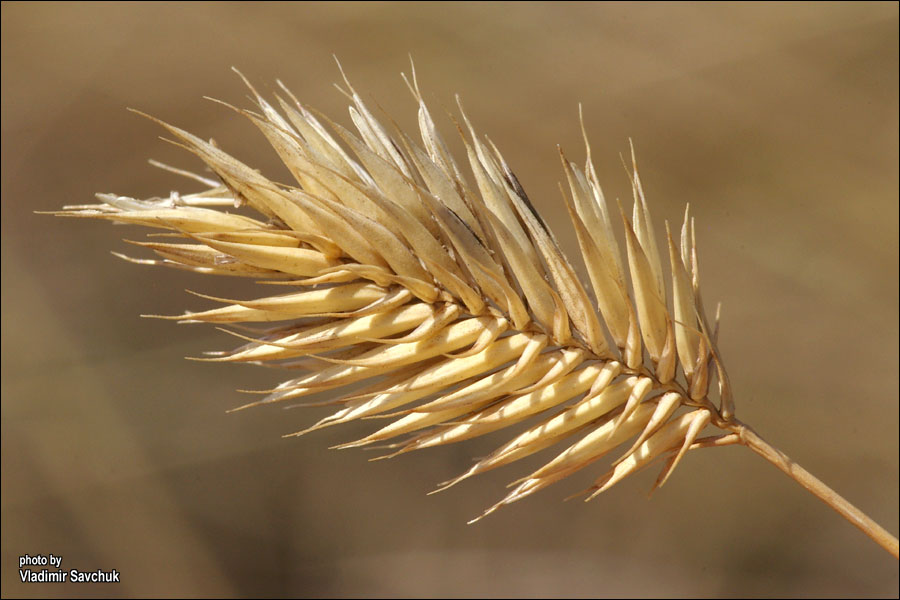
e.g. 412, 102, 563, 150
2, 2, 897, 597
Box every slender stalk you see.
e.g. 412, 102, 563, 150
728, 419, 899, 559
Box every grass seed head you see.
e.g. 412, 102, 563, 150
49, 66, 770, 523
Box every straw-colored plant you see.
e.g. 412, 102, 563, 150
53, 66, 898, 558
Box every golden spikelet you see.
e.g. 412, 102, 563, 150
52, 64, 898, 555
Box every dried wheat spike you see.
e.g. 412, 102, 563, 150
52, 65, 898, 556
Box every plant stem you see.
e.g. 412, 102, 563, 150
728, 419, 898, 559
